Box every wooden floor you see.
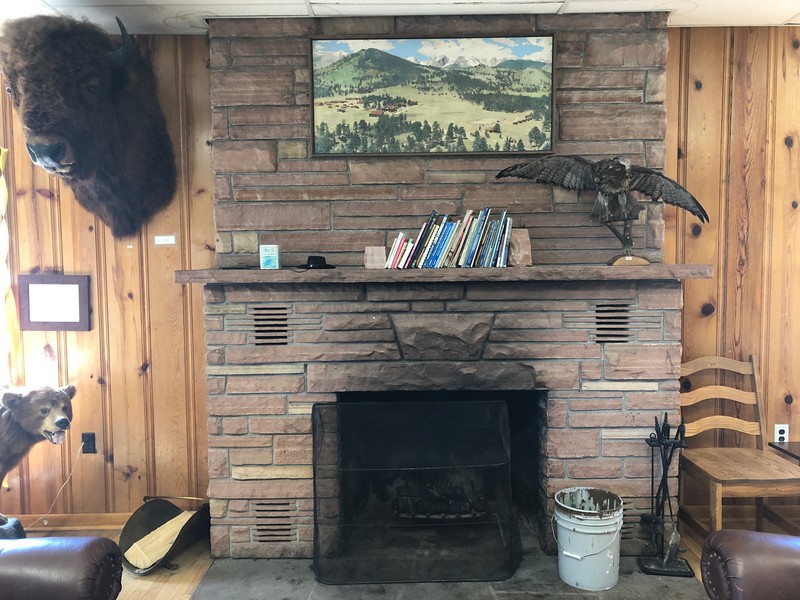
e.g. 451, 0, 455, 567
30, 528, 213, 600
680, 524, 704, 583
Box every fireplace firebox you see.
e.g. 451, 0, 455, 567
312, 398, 523, 584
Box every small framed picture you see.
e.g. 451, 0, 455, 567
18, 274, 91, 331
259, 245, 281, 269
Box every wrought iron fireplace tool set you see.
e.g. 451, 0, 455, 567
637, 413, 694, 577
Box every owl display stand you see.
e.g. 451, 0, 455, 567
605, 217, 651, 266
609, 255, 651, 266
119, 496, 210, 574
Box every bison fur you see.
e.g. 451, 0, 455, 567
0, 16, 176, 237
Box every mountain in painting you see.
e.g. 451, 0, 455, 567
314, 47, 549, 99
315, 48, 435, 94
497, 58, 552, 72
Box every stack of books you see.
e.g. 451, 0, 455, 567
384, 209, 513, 269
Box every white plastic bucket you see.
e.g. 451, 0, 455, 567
553, 487, 623, 591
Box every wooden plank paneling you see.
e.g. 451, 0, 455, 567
104, 231, 151, 511
0, 89, 23, 516
679, 28, 730, 360
667, 26, 800, 462
721, 28, 772, 448
765, 29, 800, 445
0, 34, 212, 518
663, 28, 682, 265
59, 182, 107, 513
8, 99, 65, 514
147, 36, 192, 499
666, 29, 731, 471
180, 35, 215, 500
723, 27, 769, 366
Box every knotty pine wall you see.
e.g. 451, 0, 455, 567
664, 27, 800, 460
0, 36, 213, 519
1, 25, 798, 521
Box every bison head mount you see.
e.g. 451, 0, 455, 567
0, 16, 176, 237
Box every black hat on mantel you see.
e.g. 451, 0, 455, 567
299, 255, 335, 269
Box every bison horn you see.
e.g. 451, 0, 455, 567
108, 17, 134, 70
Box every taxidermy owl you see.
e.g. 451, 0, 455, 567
496, 155, 709, 223
496, 155, 709, 258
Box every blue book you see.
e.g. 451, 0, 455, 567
440, 221, 458, 266
436, 219, 461, 268
488, 210, 507, 267
477, 220, 497, 267
457, 219, 479, 267
427, 220, 453, 268
464, 208, 490, 268
422, 221, 448, 269
468, 208, 492, 267
499, 217, 513, 267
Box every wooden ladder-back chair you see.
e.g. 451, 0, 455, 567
679, 354, 800, 536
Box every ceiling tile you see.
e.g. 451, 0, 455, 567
2, 0, 800, 34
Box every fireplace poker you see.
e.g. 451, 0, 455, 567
655, 418, 686, 519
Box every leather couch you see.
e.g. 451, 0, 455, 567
701, 529, 800, 600
0, 536, 123, 600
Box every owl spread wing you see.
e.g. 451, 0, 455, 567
628, 165, 709, 223
495, 156, 597, 191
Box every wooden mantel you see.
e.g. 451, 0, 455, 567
175, 264, 713, 285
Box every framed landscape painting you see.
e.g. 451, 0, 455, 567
311, 36, 553, 156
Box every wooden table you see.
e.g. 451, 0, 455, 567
769, 441, 800, 465
765, 442, 800, 535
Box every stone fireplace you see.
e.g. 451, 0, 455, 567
176, 12, 712, 560
178, 267, 709, 559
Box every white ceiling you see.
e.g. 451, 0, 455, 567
1, 0, 799, 35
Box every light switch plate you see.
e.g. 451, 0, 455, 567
154, 235, 176, 245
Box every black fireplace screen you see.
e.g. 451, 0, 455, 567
312, 399, 521, 584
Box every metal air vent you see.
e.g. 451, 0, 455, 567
252, 500, 294, 543
252, 305, 289, 346
593, 302, 633, 343
621, 499, 637, 540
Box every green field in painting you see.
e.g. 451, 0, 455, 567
315, 87, 548, 153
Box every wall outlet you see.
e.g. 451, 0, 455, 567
81, 432, 97, 454
775, 424, 790, 443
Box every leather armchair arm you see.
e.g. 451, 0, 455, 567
0, 536, 122, 600
702, 529, 800, 600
